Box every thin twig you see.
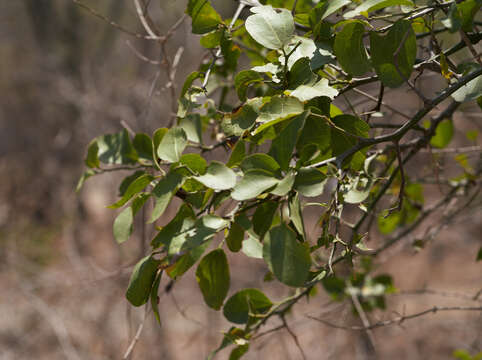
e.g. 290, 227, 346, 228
351, 294, 377, 352
72, 0, 153, 39
133, 0, 161, 39
282, 316, 307, 360
202, 3, 246, 90
385, 141, 405, 215
308, 305, 482, 331
351, 88, 411, 120
123, 307, 150, 359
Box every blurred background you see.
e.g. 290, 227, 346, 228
0, 1, 480, 359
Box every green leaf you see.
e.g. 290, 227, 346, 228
149, 172, 185, 223
113, 207, 133, 244
108, 174, 154, 209
167, 242, 209, 279
430, 119, 454, 149
245, 5, 294, 50
294, 168, 327, 197
223, 289, 273, 324
318, 0, 351, 19
226, 221, 244, 252
151, 204, 195, 249
231, 170, 280, 201
133, 133, 154, 162
179, 153, 207, 175
477, 247, 482, 262
289, 78, 339, 102
235, 70, 264, 102
227, 141, 246, 168
242, 235, 263, 259
196, 249, 230, 310
452, 73, 482, 102
270, 171, 296, 196
370, 20, 416, 88
240, 153, 281, 176
297, 113, 331, 153
200, 29, 223, 48
334, 21, 371, 76
263, 224, 311, 287
150, 270, 162, 324
186, 0, 222, 34
222, 99, 261, 137
126, 255, 160, 307
76, 170, 96, 192
179, 114, 203, 144
85, 140, 100, 168
97, 129, 137, 165
442, 1, 481, 33
157, 127, 188, 163
378, 210, 402, 234
331, 114, 370, 169
194, 161, 237, 191
119, 171, 145, 197
344, 0, 414, 18
269, 112, 308, 171
180, 71, 203, 98
253, 201, 278, 239
229, 345, 249, 360
254, 96, 304, 134
289, 193, 305, 238
167, 215, 228, 256
341, 175, 373, 204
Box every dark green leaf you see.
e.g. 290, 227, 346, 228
186, 0, 222, 34
370, 20, 416, 88
149, 172, 185, 223
151, 270, 162, 324
227, 141, 246, 168
126, 255, 160, 307
235, 70, 264, 102
223, 289, 273, 324
334, 21, 371, 76
133, 133, 154, 162
109, 174, 154, 209
196, 249, 230, 310
167, 242, 209, 279
97, 129, 138, 165
263, 224, 311, 287
222, 98, 262, 137
289, 193, 305, 238
118, 171, 145, 197
269, 112, 308, 171
226, 221, 244, 252
253, 201, 278, 239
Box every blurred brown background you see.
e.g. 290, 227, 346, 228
0, 1, 480, 359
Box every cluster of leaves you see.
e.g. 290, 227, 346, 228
79, 0, 481, 358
